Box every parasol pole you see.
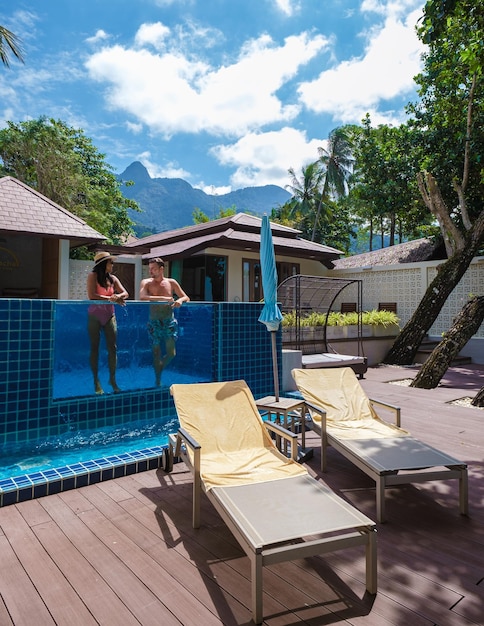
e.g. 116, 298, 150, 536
271, 331, 279, 401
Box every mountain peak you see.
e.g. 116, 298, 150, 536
119, 161, 151, 183
118, 161, 291, 235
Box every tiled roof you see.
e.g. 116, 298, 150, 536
0, 176, 105, 244
333, 238, 444, 269
127, 212, 300, 248
130, 212, 343, 265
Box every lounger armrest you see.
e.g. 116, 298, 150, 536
303, 401, 328, 432
369, 399, 401, 427
264, 421, 299, 460
176, 427, 201, 454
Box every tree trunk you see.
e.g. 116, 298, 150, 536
384, 211, 484, 365
472, 386, 484, 408
411, 296, 484, 389
389, 212, 395, 246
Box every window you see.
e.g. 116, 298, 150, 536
243, 259, 299, 302
182, 255, 227, 301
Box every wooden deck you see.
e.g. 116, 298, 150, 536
1, 364, 483, 625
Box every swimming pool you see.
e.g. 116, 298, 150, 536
0, 299, 280, 506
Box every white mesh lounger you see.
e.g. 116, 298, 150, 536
302, 352, 368, 378
292, 367, 469, 523
166, 379, 377, 624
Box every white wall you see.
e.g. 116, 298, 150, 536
69, 253, 484, 362
330, 257, 484, 363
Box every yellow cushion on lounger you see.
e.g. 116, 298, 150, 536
293, 367, 409, 440
171, 379, 306, 490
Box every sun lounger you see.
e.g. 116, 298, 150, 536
167, 379, 377, 624
302, 352, 368, 378
292, 367, 469, 523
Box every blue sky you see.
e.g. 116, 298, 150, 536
1, 0, 425, 194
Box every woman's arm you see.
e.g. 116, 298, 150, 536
87, 272, 104, 300
113, 276, 129, 299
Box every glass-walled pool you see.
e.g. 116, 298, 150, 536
0, 299, 280, 505
53, 301, 213, 399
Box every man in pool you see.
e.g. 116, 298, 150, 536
139, 258, 190, 386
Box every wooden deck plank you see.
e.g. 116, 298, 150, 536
91, 476, 320, 625
77, 484, 250, 625
0, 598, 13, 626
113, 471, 373, 624
0, 364, 483, 625
0, 505, 97, 626
120, 470, 440, 626
38, 493, 174, 626
62, 486, 228, 626
0, 534, 55, 625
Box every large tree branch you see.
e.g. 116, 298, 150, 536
453, 73, 477, 231
417, 171, 465, 255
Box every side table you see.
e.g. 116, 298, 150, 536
255, 395, 312, 462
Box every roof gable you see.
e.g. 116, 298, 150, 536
333, 238, 445, 269
127, 212, 300, 248
0, 176, 105, 244
130, 212, 342, 265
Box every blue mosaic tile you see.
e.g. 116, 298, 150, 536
2, 491, 18, 506
89, 471, 101, 484
18, 487, 33, 502
75, 474, 89, 488
0, 479, 16, 491
62, 477, 75, 491
0, 300, 274, 507
33, 483, 48, 498
48, 481, 62, 495
101, 468, 114, 481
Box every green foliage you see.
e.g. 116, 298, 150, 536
282, 309, 399, 327
273, 127, 354, 250
409, 0, 484, 223
0, 117, 139, 247
347, 116, 429, 248
193, 205, 237, 224
0, 25, 24, 67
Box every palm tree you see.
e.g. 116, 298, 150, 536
311, 127, 353, 240
0, 26, 24, 67
285, 161, 325, 226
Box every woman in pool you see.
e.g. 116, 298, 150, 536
87, 251, 128, 394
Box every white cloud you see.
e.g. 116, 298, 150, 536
151, 0, 193, 6
297, 9, 425, 125
86, 29, 110, 45
125, 121, 143, 134
138, 152, 191, 179
85, 31, 328, 138
272, 0, 301, 17
134, 22, 170, 50
210, 127, 326, 188
198, 183, 232, 195
361, 0, 424, 19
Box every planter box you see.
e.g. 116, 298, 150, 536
282, 326, 400, 367
326, 326, 347, 340
372, 323, 400, 337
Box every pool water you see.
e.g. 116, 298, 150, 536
0, 415, 178, 481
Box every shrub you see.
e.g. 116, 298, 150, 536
282, 309, 399, 327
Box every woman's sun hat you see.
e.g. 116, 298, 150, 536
93, 251, 116, 267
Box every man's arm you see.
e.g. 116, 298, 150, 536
139, 278, 150, 300
170, 279, 190, 305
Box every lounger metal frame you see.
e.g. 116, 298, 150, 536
302, 396, 469, 523
166, 398, 377, 624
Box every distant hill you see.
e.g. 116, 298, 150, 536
118, 161, 291, 235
